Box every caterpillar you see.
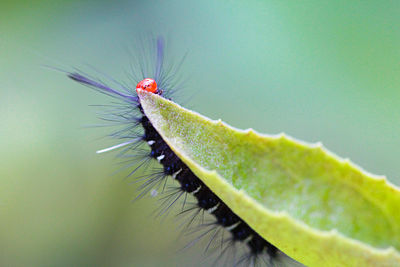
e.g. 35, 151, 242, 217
67, 37, 298, 266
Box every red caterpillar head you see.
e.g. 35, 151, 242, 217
136, 78, 157, 94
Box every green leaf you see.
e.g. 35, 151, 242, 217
138, 90, 400, 267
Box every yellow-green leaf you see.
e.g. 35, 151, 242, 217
138, 90, 400, 267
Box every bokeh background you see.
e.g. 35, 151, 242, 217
1, 1, 400, 266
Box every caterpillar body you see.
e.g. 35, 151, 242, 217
68, 37, 298, 266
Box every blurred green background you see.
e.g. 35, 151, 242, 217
1, 0, 400, 266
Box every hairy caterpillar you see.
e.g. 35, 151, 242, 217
68, 37, 298, 266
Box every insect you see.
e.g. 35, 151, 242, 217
68, 37, 298, 266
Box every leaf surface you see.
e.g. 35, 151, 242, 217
138, 90, 400, 267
